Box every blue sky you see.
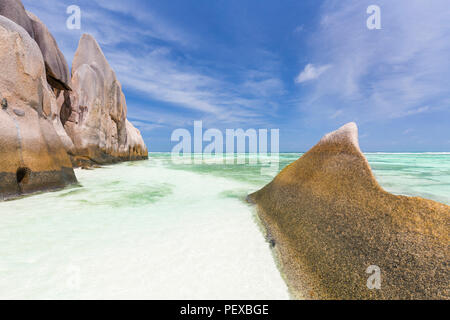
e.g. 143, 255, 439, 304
22, 0, 450, 152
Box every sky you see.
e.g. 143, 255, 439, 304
22, 0, 450, 152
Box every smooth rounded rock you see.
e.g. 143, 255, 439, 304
0, 0, 34, 38
0, 1, 71, 91
26, 11, 71, 91
62, 33, 148, 166
0, 15, 77, 201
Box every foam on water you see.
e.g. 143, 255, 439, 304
0, 153, 448, 299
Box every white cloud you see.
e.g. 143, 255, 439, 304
298, 0, 450, 122
242, 77, 285, 97
295, 64, 331, 84
294, 25, 304, 33
129, 120, 164, 132
329, 109, 343, 119
390, 106, 430, 119
22, 0, 284, 127
104, 47, 283, 126
91, 0, 192, 46
403, 129, 414, 135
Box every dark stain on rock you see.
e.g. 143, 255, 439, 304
16, 167, 31, 185
13, 108, 25, 117
269, 239, 276, 249
1, 98, 7, 110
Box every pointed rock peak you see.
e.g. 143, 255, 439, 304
79, 33, 101, 49
318, 122, 360, 152
25, 11, 40, 23
73, 33, 110, 73
248, 121, 449, 300
76, 33, 103, 56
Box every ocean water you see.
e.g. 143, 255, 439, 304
0, 153, 448, 299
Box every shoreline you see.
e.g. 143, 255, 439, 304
0, 157, 289, 299
0, 152, 448, 299
249, 197, 311, 300
0, 158, 149, 202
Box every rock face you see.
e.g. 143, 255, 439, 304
26, 11, 71, 90
0, 3, 147, 201
248, 123, 449, 300
0, 16, 77, 200
62, 34, 148, 166
0, 0, 34, 38
0, 0, 71, 91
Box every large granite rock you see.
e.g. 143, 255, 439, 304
0, 16, 77, 200
26, 11, 71, 90
0, 0, 71, 90
0, 0, 34, 38
248, 123, 449, 300
62, 34, 148, 166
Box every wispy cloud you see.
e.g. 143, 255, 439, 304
390, 106, 430, 119
129, 120, 165, 132
20, 0, 448, 151
294, 25, 304, 33
402, 129, 414, 135
22, 0, 286, 127
329, 109, 343, 119
295, 64, 331, 83
298, 0, 450, 122
106, 48, 281, 124
90, 0, 193, 46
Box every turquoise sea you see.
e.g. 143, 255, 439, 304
0, 153, 449, 299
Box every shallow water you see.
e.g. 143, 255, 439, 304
0, 153, 448, 299
366, 153, 450, 205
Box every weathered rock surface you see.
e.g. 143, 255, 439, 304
0, 0, 71, 90
0, 15, 77, 200
248, 123, 449, 300
26, 11, 71, 90
0, 0, 34, 38
62, 34, 148, 166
